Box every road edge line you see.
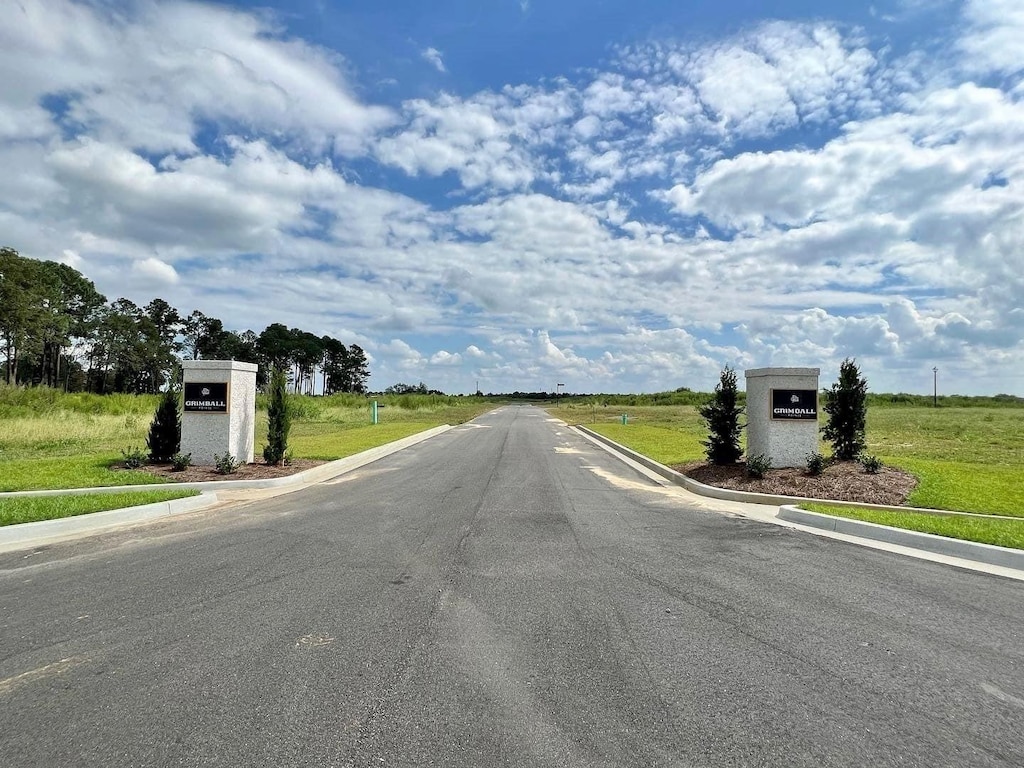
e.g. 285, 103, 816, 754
0, 492, 219, 554
777, 505, 1024, 571
573, 425, 1024, 573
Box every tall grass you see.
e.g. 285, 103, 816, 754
0, 384, 160, 418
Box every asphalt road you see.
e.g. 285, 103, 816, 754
1, 406, 1022, 767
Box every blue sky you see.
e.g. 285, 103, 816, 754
2, 0, 1022, 394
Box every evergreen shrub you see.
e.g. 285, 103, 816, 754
698, 366, 745, 465
146, 388, 181, 462
822, 358, 868, 461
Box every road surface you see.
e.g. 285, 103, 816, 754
1, 406, 1022, 767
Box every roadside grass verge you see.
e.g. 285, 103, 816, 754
801, 503, 1024, 551
0, 489, 200, 527
287, 422, 447, 460
0, 454, 167, 492
548, 403, 1024, 516
894, 459, 1024, 518
549, 404, 714, 465
583, 423, 706, 466
0, 389, 496, 491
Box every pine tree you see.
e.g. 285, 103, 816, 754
822, 358, 868, 460
698, 366, 745, 465
146, 388, 180, 462
263, 366, 291, 465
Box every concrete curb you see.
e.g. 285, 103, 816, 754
0, 425, 455, 553
576, 426, 829, 506
778, 505, 1024, 571
0, 492, 219, 554
0, 425, 454, 498
575, 425, 1024, 571
574, 426, 1003, 519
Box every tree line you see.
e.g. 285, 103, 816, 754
0, 247, 369, 394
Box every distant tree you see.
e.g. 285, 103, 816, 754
19, 260, 107, 389
822, 358, 868, 460
0, 248, 47, 384
698, 366, 745, 465
320, 336, 348, 395
256, 323, 295, 373
143, 298, 182, 392
91, 299, 155, 393
385, 382, 428, 395
1, 247, 372, 396
146, 387, 181, 462
182, 310, 209, 360
343, 344, 370, 393
263, 366, 291, 465
291, 329, 323, 394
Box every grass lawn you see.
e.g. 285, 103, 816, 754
866, 407, 1024, 516
288, 422, 450, 460
0, 454, 168, 492
548, 403, 1024, 517
0, 489, 200, 527
0, 389, 495, 492
549, 404, 710, 465
801, 503, 1024, 551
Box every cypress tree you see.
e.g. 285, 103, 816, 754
263, 366, 291, 465
822, 358, 868, 460
698, 366, 745, 465
146, 388, 180, 462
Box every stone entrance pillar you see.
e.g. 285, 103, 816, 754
745, 367, 820, 468
180, 360, 258, 465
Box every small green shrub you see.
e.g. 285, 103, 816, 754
171, 452, 192, 472
822, 358, 868, 460
121, 446, 147, 469
263, 367, 291, 466
698, 366, 745, 465
746, 454, 772, 479
806, 452, 828, 476
214, 453, 241, 475
861, 454, 883, 474
146, 388, 181, 462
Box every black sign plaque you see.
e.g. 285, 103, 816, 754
771, 389, 818, 420
183, 382, 229, 413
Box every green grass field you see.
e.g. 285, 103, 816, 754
549, 402, 1024, 517
802, 503, 1024, 551
4, 385, 1023, 526
0, 386, 494, 497
0, 489, 200, 527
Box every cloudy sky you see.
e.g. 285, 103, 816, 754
2, 0, 1022, 395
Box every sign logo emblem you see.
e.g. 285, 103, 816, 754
770, 389, 818, 420
183, 382, 229, 413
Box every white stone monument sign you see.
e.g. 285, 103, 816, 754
180, 360, 257, 465
744, 367, 820, 469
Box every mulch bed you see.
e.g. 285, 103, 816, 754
118, 458, 327, 484
677, 460, 918, 506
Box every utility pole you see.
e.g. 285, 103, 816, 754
933, 367, 938, 407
